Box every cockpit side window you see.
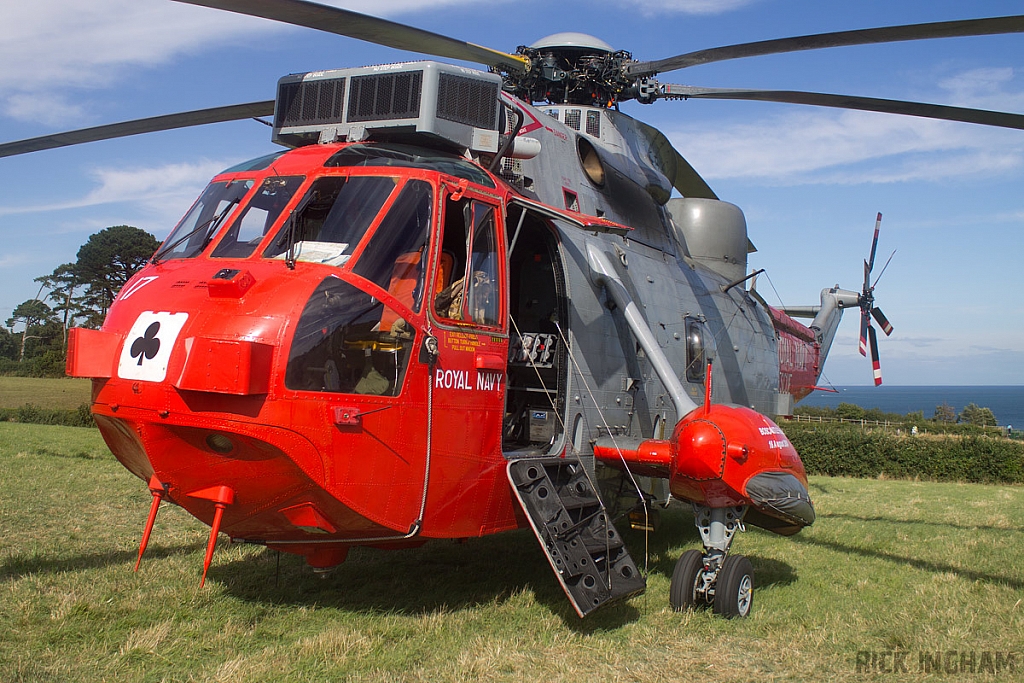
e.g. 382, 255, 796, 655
467, 203, 499, 327
263, 175, 396, 266
432, 195, 501, 328
155, 179, 253, 261
432, 197, 470, 322
211, 176, 303, 259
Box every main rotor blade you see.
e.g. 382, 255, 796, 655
0, 101, 275, 159
627, 15, 1024, 78
174, 0, 528, 73
658, 85, 1024, 131
633, 119, 717, 199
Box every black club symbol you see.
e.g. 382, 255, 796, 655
130, 321, 161, 366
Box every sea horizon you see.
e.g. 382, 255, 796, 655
798, 385, 1024, 428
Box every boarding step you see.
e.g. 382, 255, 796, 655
507, 458, 646, 617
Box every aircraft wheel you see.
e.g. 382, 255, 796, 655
713, 554, 754, 618
669, 549, 704, 611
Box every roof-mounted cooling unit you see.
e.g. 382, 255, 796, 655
273, 61, 503, 153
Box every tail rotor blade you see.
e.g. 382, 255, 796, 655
854, 213, 890, 384
868, 212, 882, 273
859, 310, 869, 356
872, 307, 894, 336
868, 324, 882, 386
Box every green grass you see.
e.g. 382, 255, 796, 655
0, 376, 91, 409
2, 422, 1022, 682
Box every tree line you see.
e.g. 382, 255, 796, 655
795, 401, 999, 428
2, 225, 159, 377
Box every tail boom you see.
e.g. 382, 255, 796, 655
769, 306, 821, 402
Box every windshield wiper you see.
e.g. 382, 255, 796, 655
273, 190, 317, 270
152, 201, 238, 264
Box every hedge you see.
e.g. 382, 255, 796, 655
0, 403, 95, 428
782, 421, 1024, 485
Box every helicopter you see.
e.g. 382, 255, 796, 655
3, 0, 1024, 619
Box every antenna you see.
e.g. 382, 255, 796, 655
703, 357, 714, 415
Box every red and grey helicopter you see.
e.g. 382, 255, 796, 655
3, 0, 1023, 618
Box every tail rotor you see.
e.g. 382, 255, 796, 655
858, 213, 894, 385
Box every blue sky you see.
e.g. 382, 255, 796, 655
1, 0, 1022, 385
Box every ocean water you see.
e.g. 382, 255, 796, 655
798, 386, 1024, 428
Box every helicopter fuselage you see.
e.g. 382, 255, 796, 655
67, 80, 819, 576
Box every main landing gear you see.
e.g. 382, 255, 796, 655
670, 504, 753, 618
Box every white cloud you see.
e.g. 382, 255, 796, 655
3, 93, 87, 128
938, 67, 1024, 111
0, 0, 494, 122
667, 105, 1024, 185
658, 64, 1024, 185
0, 1, 272, 92
0, 159, 230, 219
83, 160, 226, 206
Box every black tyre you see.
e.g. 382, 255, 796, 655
713, 554, 754, 618
669, 549, 704, 612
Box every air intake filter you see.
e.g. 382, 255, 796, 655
273, 62, 501, 153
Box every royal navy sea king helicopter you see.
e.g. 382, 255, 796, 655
4, 0, 1024, 618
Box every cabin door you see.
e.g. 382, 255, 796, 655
502, 202, 568, 456
421, 187, 510, 535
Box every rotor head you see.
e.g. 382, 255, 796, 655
528, 32, 615, 53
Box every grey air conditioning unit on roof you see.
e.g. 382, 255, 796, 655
272, 61, 503, 153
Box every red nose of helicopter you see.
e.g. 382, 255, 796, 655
67, 141, 523, 577
73, 252, 427, 572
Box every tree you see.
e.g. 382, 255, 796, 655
835, 402, 866, 420
75, 225, 160, 318
6, 299, 57, 362
0, 327, 17, 361
34, 263, 81, 348
960, 403, 997, 427
933, 403, 957, 423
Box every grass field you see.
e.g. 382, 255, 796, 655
0, 376, 91, 409
2, 422, 1022, 682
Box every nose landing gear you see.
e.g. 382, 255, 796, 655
670, 504, 753, 618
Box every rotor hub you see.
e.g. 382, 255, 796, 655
507, 34, 633, 106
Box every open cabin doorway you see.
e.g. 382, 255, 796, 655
502, 203, 569, 456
